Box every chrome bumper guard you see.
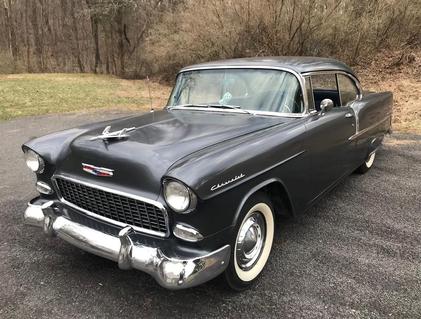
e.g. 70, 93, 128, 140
24, 201, 230, 289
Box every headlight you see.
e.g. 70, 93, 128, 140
24, 149, 45, 173
163, 180, 197, 213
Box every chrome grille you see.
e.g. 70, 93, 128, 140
54, 177, 168, 236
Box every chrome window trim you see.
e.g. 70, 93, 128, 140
52, 175, 170, 238
302, 70, 362, 136
304, 75, 315, 111
167, 106, 306, 118
335, 73, 343, 106
301, 70, 363, 100
168, 67, 363, 120
171, 66, 309, 116
336, 73, 361, 107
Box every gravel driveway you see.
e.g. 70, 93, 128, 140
0, 112, 420, 319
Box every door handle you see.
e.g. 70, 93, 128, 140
345, 112, 353, 118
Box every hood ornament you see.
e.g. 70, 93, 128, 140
90, 126, 136, 141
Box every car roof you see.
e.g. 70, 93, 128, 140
180, 56, 357, 78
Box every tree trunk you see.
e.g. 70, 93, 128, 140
115, 6, 125, 77
91, 17, 100, 73
3, 0, 18, 69
25, 0, 31, 71
30, 1, 44, 71
105, 22, 111, 74
86, 0, 101, 73
69, 2, 84, 72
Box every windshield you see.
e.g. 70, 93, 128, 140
167, 69, 304, 114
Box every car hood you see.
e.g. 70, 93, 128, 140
35, 110, 290, 199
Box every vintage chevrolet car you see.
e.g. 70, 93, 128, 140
23, 57, 392, 290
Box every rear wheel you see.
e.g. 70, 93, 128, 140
356, 150, 376, 174
224, 192, 274, 291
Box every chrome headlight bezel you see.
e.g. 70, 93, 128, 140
163, 179, 197, 214
24, 149, 45, 174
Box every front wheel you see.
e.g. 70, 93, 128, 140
356, 150, 376, 174
224, 192, 275, 291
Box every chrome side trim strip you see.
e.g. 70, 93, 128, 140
246, 150, 307, 180
51, 175, 170, 238
207, 150, 306, 198
348, 116, 391, 141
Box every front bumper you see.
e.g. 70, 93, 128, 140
24, 199, 230, 289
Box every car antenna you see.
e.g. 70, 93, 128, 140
146, 76, 154, 112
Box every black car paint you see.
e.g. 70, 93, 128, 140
23, 57, 393, 252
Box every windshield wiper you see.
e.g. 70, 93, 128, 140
205, 104, 253, 115
168, 103, 253, 115
203, 103, 239, 109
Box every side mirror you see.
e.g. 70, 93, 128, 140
320, 99, 334, 113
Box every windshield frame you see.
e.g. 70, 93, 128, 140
166, 66, 309, 117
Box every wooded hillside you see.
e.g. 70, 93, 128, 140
0, 0, 420, 79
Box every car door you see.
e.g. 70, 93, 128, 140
301, 73, 357, 206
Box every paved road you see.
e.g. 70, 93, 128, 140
0, 112, 420, 319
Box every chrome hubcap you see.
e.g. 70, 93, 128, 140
236, 212, 266, 271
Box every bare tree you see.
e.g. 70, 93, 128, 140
0, 0, 418, 76
2, 0, 18, 68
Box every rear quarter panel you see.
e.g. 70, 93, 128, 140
353, 91, 393, 133
351, 91, 393, 157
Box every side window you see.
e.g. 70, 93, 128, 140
310, 74, 340, 110
337, 74, 359, 106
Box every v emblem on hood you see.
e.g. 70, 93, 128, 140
82, 163, 114, 177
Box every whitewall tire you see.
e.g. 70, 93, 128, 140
357, 150, 376, 174
225, 192, 275, 290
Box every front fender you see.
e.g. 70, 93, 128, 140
231, 178, 294, 227
174, 166, 299, 240
23, 128, 84, 165
166, 120, 305, 200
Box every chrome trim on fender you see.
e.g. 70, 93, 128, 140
23, 201, 230, 289
51, 175, 170, 238
207, 150, 306, 198
348, 116, 391, 141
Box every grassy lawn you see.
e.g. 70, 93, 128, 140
0, 72, 419, 134
0, 73, 171, 120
